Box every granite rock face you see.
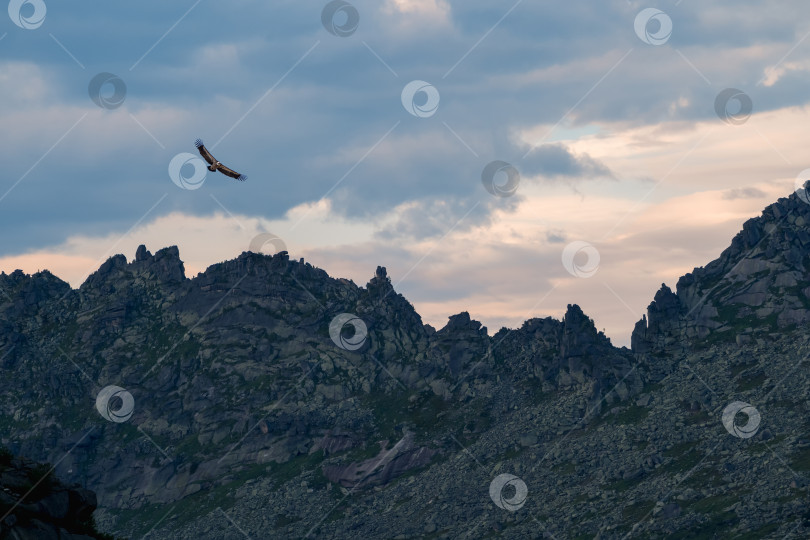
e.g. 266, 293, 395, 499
322, 431, 438, 489
0, 244, 633, 538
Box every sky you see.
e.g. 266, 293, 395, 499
2, 0, 810, 346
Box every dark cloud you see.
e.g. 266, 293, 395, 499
522, 143, 614, 180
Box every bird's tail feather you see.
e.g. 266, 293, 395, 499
195, 138, 204, 148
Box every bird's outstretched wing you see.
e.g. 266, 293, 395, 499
194, 139, 216, 166
218, 165, 247, 182
194, 138, 247, 181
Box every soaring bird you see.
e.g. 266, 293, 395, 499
194, 139, 247, 181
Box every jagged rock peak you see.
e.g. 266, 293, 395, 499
82, 245, 186, 290
0, 267, 66, 287
128, 244, 185, 282
561, 303, 615, 353
0, 268, 70, 310
367, 265, 391, 289
135, 244, 151, 262
563, 303, 589, 326
365, 265, 398, 302
439, 311, 487, 336
132, 244, 181, 264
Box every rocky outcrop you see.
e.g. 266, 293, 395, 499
488, 304, 639, 410
632, 189, 810, 355
323, 431, 437, 489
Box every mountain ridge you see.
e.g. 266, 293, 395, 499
633, 186, 810, 354
1, 188, 810, 537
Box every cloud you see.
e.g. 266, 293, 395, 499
385, 0, 451, 23
546, 229, 566, 244
522, 143, 615, 181
0, 62, 54, 106
722, 187, 767, 200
